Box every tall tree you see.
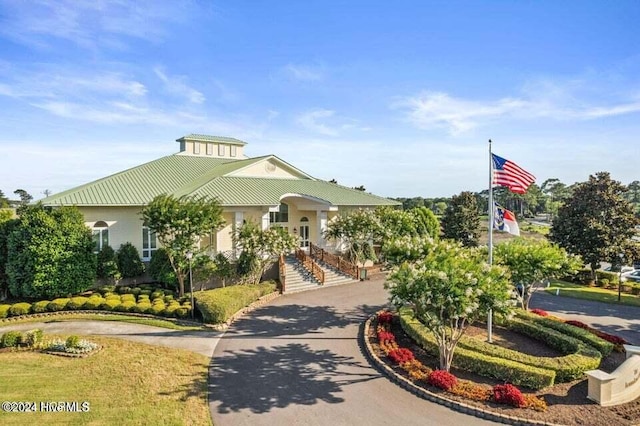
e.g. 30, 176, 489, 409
441, 191, 480, 247
0, 190, 10, 208
387, 239, 512, 371
549, 172, 640, 281
141, 194, 225, 296
324, 209, 381, 264
493, 239, 582, 309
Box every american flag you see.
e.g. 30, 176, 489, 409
492, 154, 535, 194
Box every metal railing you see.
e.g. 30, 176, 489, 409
278, 254, 286, 293
309, 243, 358, 280
295, 248, 325, 284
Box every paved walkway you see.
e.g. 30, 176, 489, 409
209, 279, 500, 426
0, 320, 222, 357
530, 291, 640, 345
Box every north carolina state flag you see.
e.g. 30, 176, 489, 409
493, 202, 520, 236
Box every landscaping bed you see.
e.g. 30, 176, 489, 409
368, 312, 640, 425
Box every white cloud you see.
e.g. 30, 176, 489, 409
297, 109, 339, 136
154, 67, 205, 104
282, 63, 324, 82
0, 0, 193, 50
396, 80, 640, 135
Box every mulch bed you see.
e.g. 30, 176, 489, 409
369, 317, 640, 426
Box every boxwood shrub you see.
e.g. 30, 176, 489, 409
105, 294, 122, 303
131, 302, 152, 314
24, 329, 43, 347
151, 291, 164, 300
137, 294, 150, 303
9, 302, 32, 316
195, 281, 277, 324
47, 298, 71, 312
67, 296, 89, 310
100, 299, 121, 311
31, 300, 51, 313
0, 304, 12, 318
1, 330, 23, 348
114, 301, 136, 312
175, 307, 190, 319
84, 296, 106, 310
120, 294, 136, 303
149, 304, 166, 316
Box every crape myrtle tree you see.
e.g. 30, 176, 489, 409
141, 194, 225, 296
441, 191, 480, 247
549, 172, 640, 282
231, 220, 298, 284
493, 239, 582, 310
324, 209, 382, 265
6, 205, 96, 299
386, 237, 512, 372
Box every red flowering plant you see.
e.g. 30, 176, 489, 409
565, 320, 627, 349
492, 384, 525, 408
377, 330, 395, 343
427, 369, 458, 391
530, 308, 548, 317
377, 311, 393, 324
388, 348, 415, 364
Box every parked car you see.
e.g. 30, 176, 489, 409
603, 265, 635, 274
623, 270, 640, 283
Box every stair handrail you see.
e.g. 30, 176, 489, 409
309, 243, 358, 280
278, 254, 286, 293
295, 248, 325, 284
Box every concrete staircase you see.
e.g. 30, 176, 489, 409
282, 255, 359, 294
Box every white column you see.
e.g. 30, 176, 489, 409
232, 211, 244, 258
261, 211, 270, 230
317, 210, 328, 247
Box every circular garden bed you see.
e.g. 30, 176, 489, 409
366, 311, 640, 425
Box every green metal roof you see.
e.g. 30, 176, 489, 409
176, 134, 247, 145
41, 153, 399, 207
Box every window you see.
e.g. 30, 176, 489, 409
230, 145, 237, 157
193, 142, 200, 154
218, 144, 226, 156
269, 203, 289, 224
142, 226, 157, 260
92, 221, 109, 253
206, 143, 213, 155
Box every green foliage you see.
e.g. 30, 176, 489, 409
31, 300, 50, 313
0, 304, 11, 318
6, 205, 97, 299
100, 299, 121, 311
24, 329, 44, 347
550, 172, 640, 281
409, 206, 441, 240
400, 311, 555, 389
387, 239, 513, 371
195, 281, 277, 324
232, 221, 298, 284
120, 294, 136, 303
65, 335, 80, 348
84, 296, 105, 310
441, 191, 480, 247
493, 239, 582, 309
148, 248, 178, 289
382, 235, 435, 267
324, 209, 380, 264
96, 245, 121, 282
191, 254, 217, 290
47, 298, 70, 312
131, 302, 152, 314
213, 253, 235, 287
9, 302, 32, 316
141, 194, 225, 296
1, 331, 23, 348
116, 242, 145, 278
67, 296, 90, 310
0, 218, 19, 300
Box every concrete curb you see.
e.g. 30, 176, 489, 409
362, 314, 566, 426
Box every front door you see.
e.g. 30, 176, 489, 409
299, 217, 310, 248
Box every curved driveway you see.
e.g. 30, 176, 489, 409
209, 280, 500, 426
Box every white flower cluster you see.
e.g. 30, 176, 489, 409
47, 338, 98, 354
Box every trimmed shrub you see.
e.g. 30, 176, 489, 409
120, 294, 136, 303
149, 304, 166, 316
31, 300, 51, 313
163, 295, 174, 303
67, 296, 90, 310
137, 294, 150, 302
66, 335, 80, 348
130, 287, 141, 296
148, 248, 178, 289
116, 286, 131, 294
530, 308, 548, 317
493, 384, 525, 408
140, 290, 152, 296
116, 242, 145, 278
96, 245, 121, 282
84, 296, 105, 310
196, 281, 277, 324
175, 307, 190, 319
399, 309, 556, 389
23, 329, 43, 347
428, 370, 458, 391
98, 285, 116, 295
0, 304, 11, 318
105, 294, 122, 303
163, 303, 181, 317
9, 302, 32, 316
150, 291, 164, 300
131, 302, 152, 314
1, 330, 23, 347
114, 301, 136, 312
47, 298, 70, 312
100, 299, 121, 311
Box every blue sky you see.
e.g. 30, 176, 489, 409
1, 0, 639, 200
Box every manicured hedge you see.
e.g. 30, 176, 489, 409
9, 302, 32, 316
196, 281, 277, 324
0, 304, 10, 318
31, 300, 51, 313
47, 298, 70, 312
516, 310, 614, 357
399, 310, 556, 390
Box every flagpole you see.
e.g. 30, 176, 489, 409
487, 139, 493, 343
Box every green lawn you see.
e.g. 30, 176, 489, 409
544, 280, 640, 307
0, 337, 212, 426
0, 313, 208, 331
